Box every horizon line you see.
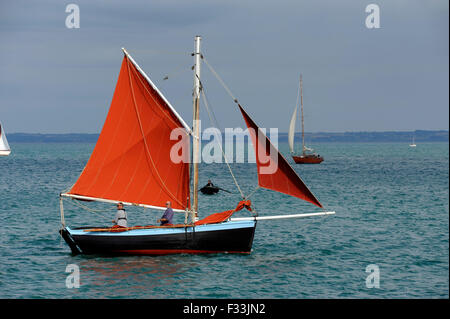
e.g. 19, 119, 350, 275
6, 129, 449, 135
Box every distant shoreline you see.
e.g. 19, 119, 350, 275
7, 130, 448, 143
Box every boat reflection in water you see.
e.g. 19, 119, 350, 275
77, 257, 194, 294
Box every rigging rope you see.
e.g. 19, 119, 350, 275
131, 49, 192, 56
295, 76, 302, 154
200, 55, 266, 201
202, 55, 239, 104
245, 186, 261, 201
200, 54, 272, 201
162, 65, 194, 81
199, 84, 246, 199
63, 197, 113, 220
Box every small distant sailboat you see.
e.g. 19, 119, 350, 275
409, 135, 417, 147
0, 122, 11, 156
288, 75, 323, 164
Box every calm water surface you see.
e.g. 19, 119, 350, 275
0, 142, 448, 298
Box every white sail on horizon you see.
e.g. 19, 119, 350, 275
0, 122, 11, 156
288, 105, 297, 153
410, 135, 417, 147
288, 76, 302, 154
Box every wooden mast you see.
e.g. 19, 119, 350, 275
300, 74, 305, 155
192, 35, 202, 222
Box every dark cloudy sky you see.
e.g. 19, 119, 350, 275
0, 0, 448, 133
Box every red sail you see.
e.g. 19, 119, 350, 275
67, 55, 190, 210
238, 104, 322, 208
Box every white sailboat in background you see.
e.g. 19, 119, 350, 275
409, 135, 417, 147
288, 75, 323, 164
0, 122, 11, 156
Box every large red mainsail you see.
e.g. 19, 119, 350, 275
238, 104, 323, 208
67, 53, 191, 211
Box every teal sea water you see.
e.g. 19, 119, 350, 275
0, 142, 448, 298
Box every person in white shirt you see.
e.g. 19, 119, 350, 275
112, 202, 128, 227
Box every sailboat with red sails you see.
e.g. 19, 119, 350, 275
59, 36, 334, 256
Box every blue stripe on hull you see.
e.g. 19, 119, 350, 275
67, 220, 255, 237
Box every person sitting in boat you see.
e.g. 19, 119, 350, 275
158, 201, 174, 226
205, 180, 214, 187
112, 202, 128, 227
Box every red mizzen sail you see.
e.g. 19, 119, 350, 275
67, 54, 191, 210
238, 104, 323, 208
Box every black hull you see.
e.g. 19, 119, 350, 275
60, 222, 256, 256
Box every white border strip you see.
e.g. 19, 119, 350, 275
121, 47, 192, 135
